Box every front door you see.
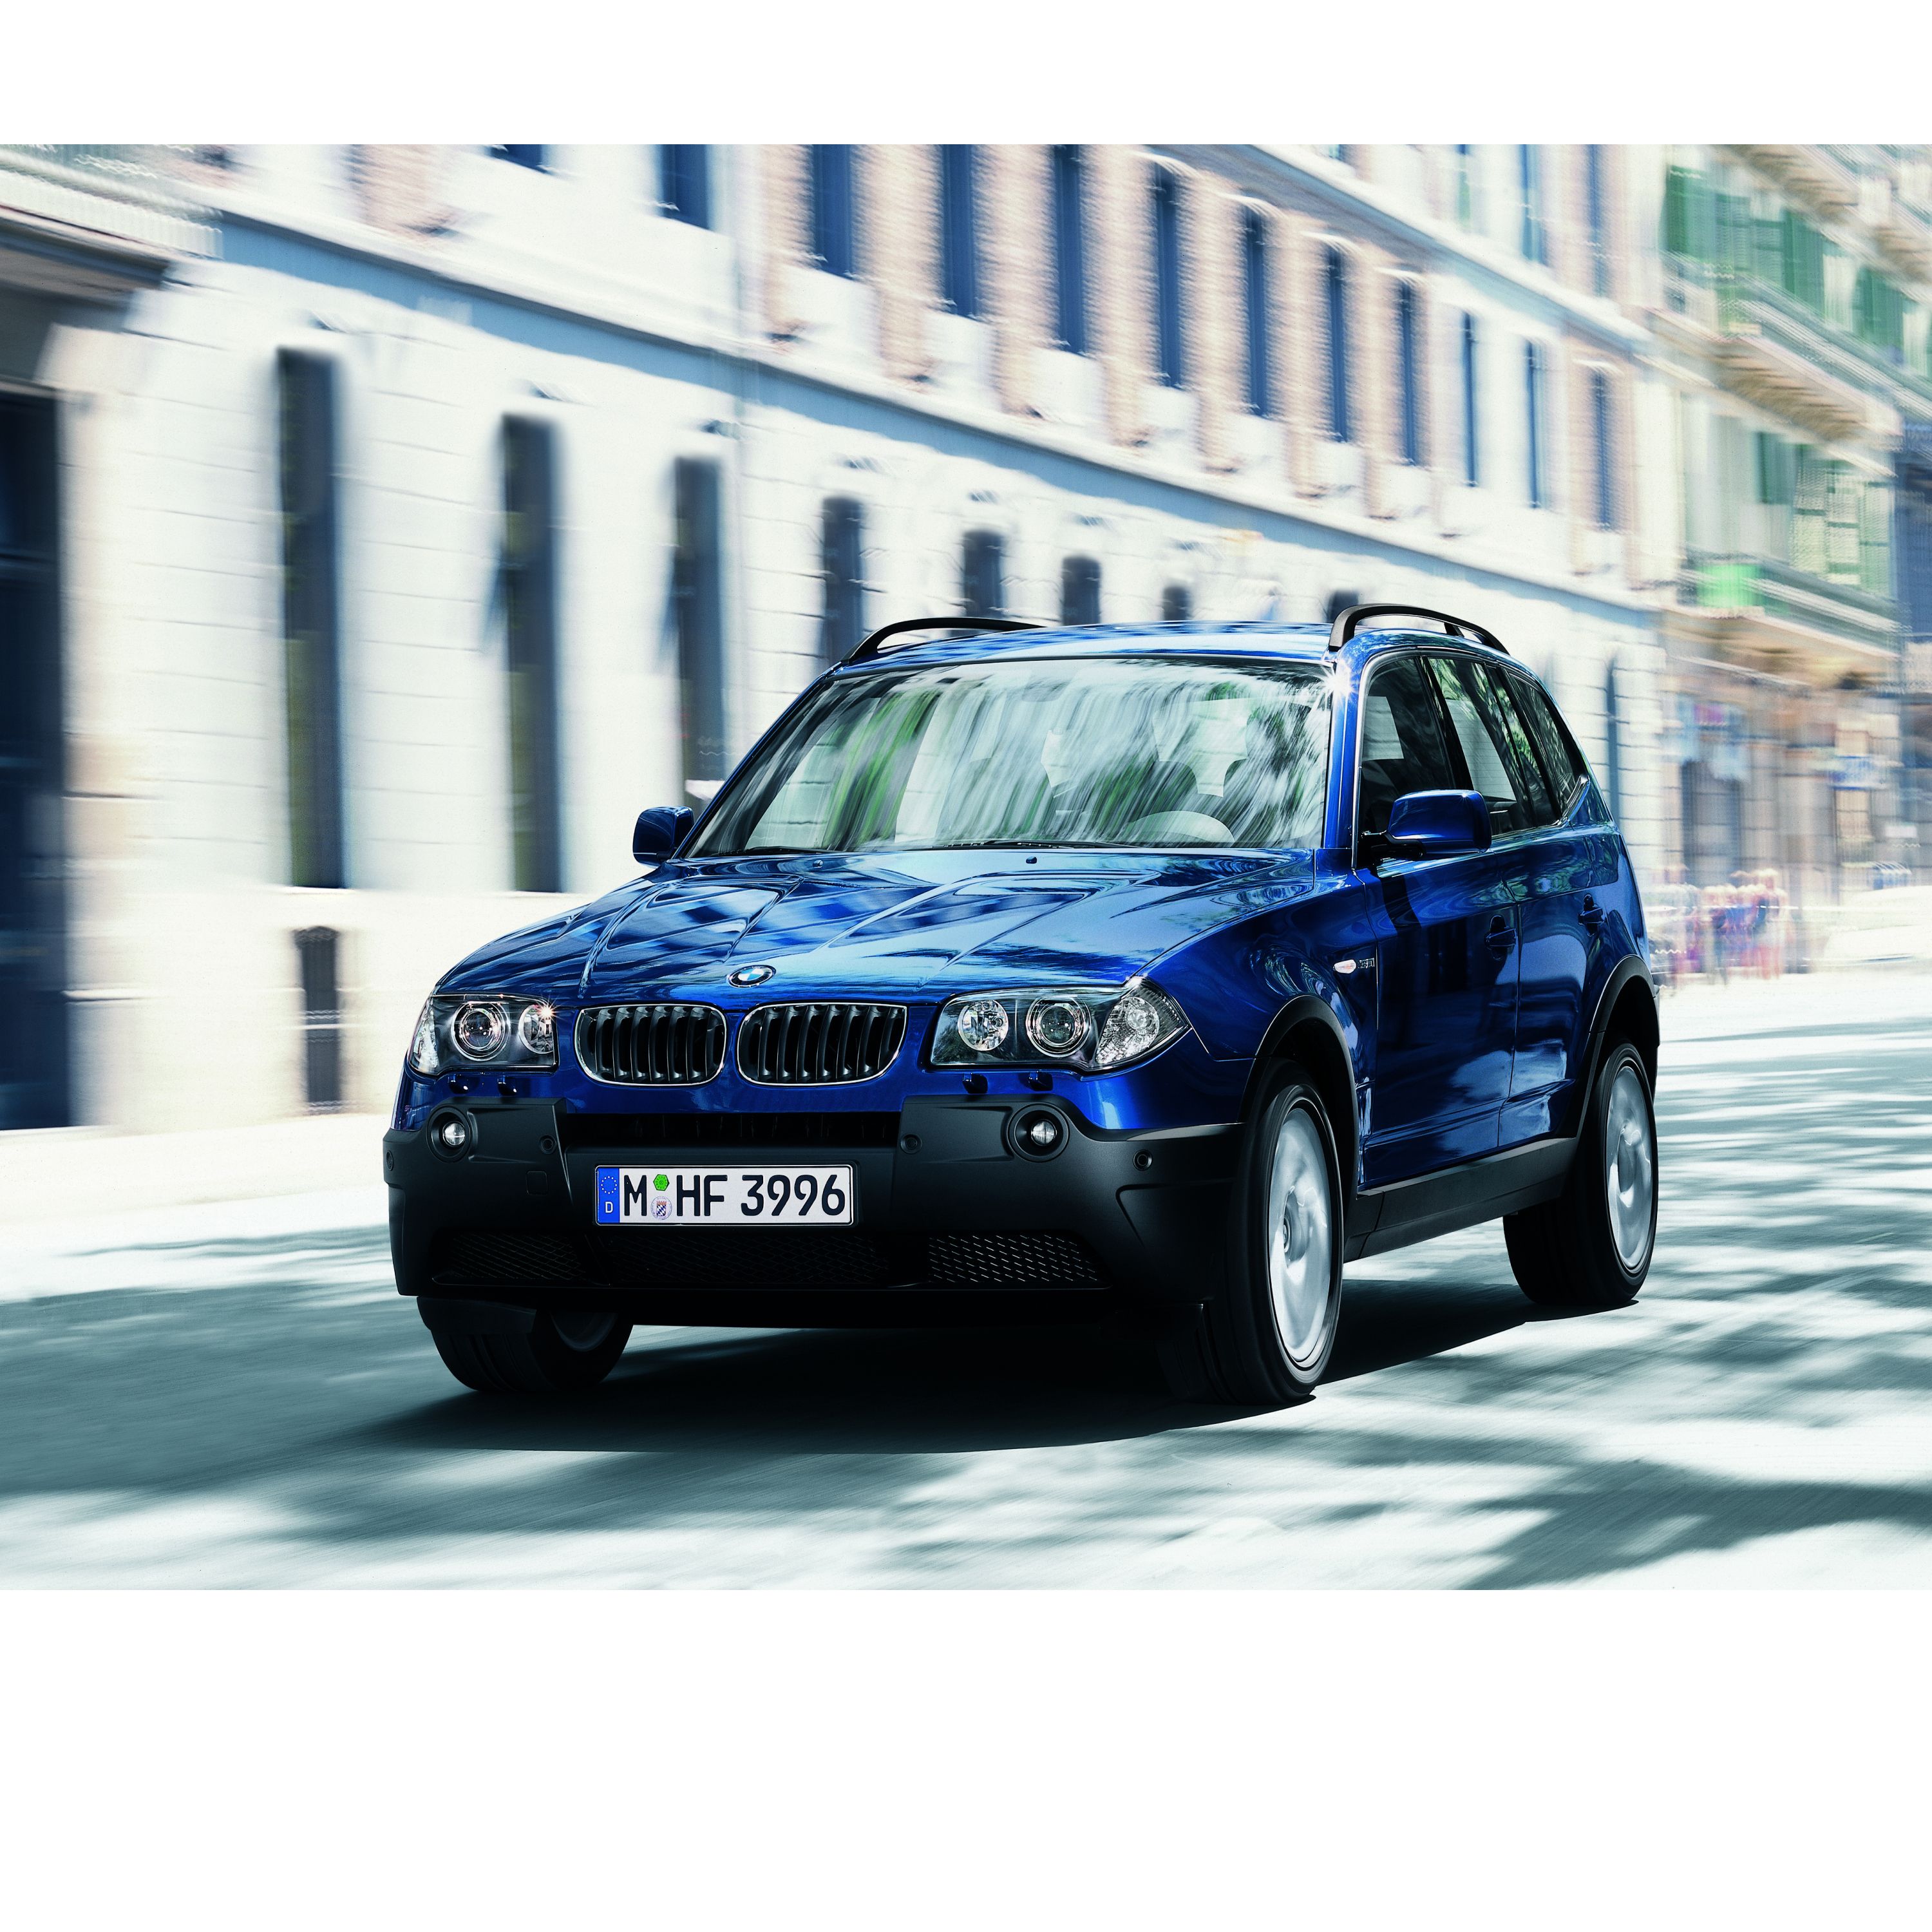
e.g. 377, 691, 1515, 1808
1356, 653, 1519, 1186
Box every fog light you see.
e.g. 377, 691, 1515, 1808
432, 1112, 470, 1153
1013, 1106, 1066, 1158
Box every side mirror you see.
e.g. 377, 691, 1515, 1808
1383, 789, 1491, 858
633, 806, 695, 866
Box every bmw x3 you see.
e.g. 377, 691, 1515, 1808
384, 603, 1660, 1405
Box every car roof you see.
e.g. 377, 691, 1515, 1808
833, 618, 1513, 675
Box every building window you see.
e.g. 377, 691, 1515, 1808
1518, 144, 1545, 264
0, 392, 68, 1127
1591, 368, 1616, 530
820, 497, 866, 665
1050, 145, 1088, 355
489, 145, 546, 171
809, 145, 858, 278
1151, 167, 1186, 388
1240, 209, 1271, 416
502, 418, 563, 893
1396, 280, 1423, 465
1454, 144, 1477, 229
1585, 145, 1609, 296
938, 146, 981, 318
294, 926, 343, 1113
1602, 665, 1624, 822
1524, 340, 1547, 509
961, 529, 1005, 619
276, 351, 345, 891
659, 146, 710, 229
1061, 554, 1101, 625
1323, 247, 1352, 442
1781, 209, 1826, 312
1161, 583, 1192, 621
672, 458, 726, 803
1460, 314, 1480, 487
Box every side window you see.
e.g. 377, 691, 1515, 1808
1472, 663, 1555, 826
1425, 656, 1539, 834
1357, 655, 1460, 840
1507, 674, 1587, 817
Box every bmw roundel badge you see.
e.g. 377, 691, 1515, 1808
728, 963, 777, 987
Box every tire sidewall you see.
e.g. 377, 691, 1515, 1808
1589, 1041, 1658, 1294
1232, 1066, 1345, 1395
528, 1309, 632, 1389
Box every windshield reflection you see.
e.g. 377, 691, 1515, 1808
693, 658, 1331, 857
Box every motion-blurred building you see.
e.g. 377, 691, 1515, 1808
0, 142, 1923, 1133
1645, 145, 1932, 915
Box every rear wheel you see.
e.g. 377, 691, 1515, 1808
1156, 1064, 1344, 1405
1504, 1039, 1657, 1309
428, 1307, 633, 1395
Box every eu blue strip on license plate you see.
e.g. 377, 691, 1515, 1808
594, 1165, 855, 1226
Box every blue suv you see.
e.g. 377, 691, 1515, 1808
385, 604, 1659, 1405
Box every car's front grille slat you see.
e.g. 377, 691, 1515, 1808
576, 1003, 726, 1085
736, 1001, 906, 1086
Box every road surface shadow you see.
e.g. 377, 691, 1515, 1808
349, 1273, 1544, 1459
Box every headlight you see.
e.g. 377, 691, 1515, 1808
407, 994, 560, 1074
931, 981, 1189, 1074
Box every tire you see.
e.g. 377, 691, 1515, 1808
428, 1307, 633, 1395
1504, 1039, 1657, 1310
1156, 1063, 1345, 1405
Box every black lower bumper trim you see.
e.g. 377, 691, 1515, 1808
386, 1098, 1239, 1311
427, 1225, 1109, 1294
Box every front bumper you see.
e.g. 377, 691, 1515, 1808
384, 1091, 1238, 1320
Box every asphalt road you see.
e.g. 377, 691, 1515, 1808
5, 977, 1930, 1587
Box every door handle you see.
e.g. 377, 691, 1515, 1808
1485, 915, 1515, 956
1580, 894, 1604, 930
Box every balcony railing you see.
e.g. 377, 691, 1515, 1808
1662, 256, 1932, 427
0, 143, 209, 260
1683, 548, 1899, 651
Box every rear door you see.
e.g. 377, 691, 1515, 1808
1493, 668, 1620, 1145
1357, 653, 1520, 1186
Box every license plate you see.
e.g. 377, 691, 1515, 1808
594, 1165, 855, 1227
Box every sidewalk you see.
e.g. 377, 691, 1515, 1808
0, 1112, 388, 1230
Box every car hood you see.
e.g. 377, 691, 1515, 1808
438, 849, 1318, 1003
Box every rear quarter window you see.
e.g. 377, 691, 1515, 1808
1508, 675, 1590, 817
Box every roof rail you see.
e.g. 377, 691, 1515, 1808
842, 616, 1039, 667
1325, 603, 1507, 656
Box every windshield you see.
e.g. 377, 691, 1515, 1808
691, 656, 1332, 857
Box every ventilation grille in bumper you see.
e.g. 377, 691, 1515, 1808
736, 1003, 907, 1085
430, 1230, 596, 1287
428, 1227, 1107, 1291
576, 1004, 726, 1084
927, 1231, 1103, 1285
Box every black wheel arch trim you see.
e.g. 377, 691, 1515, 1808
1564, 955, 1659, 1141
1238, 992, 1361, 1205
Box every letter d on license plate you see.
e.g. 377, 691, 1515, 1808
594, 1166, 855, 1226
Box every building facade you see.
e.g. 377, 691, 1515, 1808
1640, 144, 1932, 929
1, 142, 1671, 1133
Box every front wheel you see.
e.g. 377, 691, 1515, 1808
428, 1306, 633, 1395
1156, 1064, 1344, 1405
1504, 1039, 1658, 1309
